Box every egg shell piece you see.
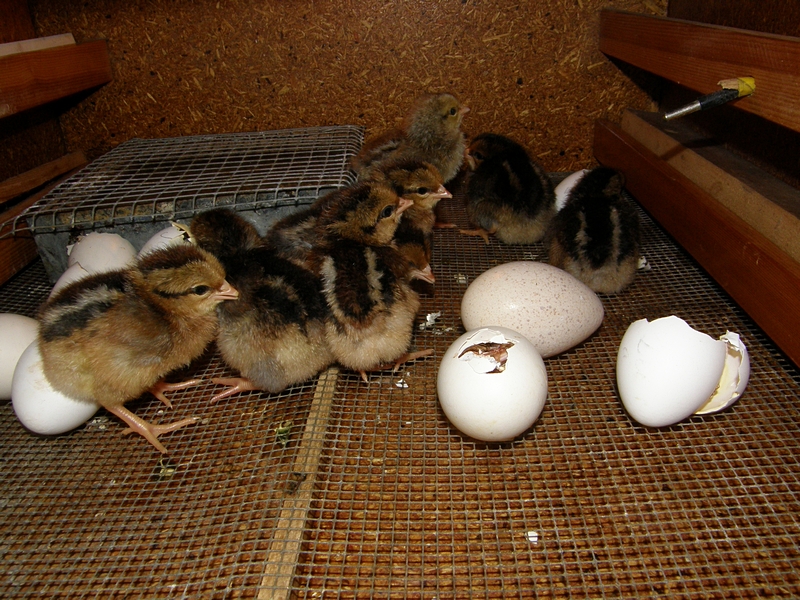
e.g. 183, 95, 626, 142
11, 339, 100, 435
616, 316, 727, 428
138, 223, 191, 257
0, 314, 39, 399
694, 331, 750, 415
437, 327, 548, 442
49, 263, 91, 298
67, 232, 136, 274
554, 169, 588, 212
461, 261, 604, 358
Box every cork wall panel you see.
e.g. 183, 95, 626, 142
29, 0, 665, 172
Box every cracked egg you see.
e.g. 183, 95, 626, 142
437, 327, 548, 442
616, 316, 750, 428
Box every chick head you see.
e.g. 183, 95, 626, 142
407, 93, 469, 141
321, 182, 413, 246
372, 159, 452, 210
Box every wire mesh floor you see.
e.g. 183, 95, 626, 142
1, 179, 799, 599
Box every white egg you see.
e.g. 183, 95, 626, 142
11, 339, 100, 435
461, 261, 604, 358
616, 316, 750, 427
437, 327, 548, 442
0, 314, 39, 399
49, 263, 91, 298
138, 223, 192, 257
67, 232, 136, 274
554, 169, 588, 212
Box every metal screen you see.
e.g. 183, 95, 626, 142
0, 156, 798, 598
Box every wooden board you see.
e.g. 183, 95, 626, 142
0, 39, 111, 118
598, 9, 800, 133
593, 118, 800, 367
620, 109, 800, 264
0, 33, 74, 57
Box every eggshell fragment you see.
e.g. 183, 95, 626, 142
0, 314, 39, 399
11, 339, 100, 435
67, 232, 136, 274
616, 316, 749, 427
461, 261, 604, 358
49, 263, 91, 298
437, 327, 548, 442
138, 223, 192, 257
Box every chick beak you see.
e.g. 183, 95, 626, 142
433, 185, 452, 200
396, 197, 414, 215
412, 265, 436, 284
215, 280, 239, 301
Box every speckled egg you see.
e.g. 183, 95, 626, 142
461, 261, 604, 357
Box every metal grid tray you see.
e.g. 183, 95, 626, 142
1, 181, 798, 598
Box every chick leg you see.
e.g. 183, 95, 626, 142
359, 349, 435, 382
149, 379, 202, 408
109, 405, 198, 454
209, 376, 259, 403
458, 226, 493, 245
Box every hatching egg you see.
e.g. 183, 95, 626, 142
67, 232, 136, 274
138, 223, 192, 257
11, 339, 100, 435
554, 169, 588, 212
0, 313, 39, 399
616, 316, 750, 428
437, 327, 548, 442
461, 261, 604, 358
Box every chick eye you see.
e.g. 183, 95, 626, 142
449, 107, 457, 116
379, 205, 395, 219
192, 285, 211, 296
417, 187, 429, 195
474, 151, 485, 161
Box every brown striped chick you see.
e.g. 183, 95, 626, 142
352, 93, 470, 184
366, 159, 452, 284
547, 167, 641, 294
310, 181, 432, 381
37, 244, 238, 453
461, 133, 556, 244
190, 208, 333, 401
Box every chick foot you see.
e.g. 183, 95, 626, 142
209, 376, 259, 403
458, 227, 492, 244
110, 405, 198, 454
358, 349, 435, 382
149, 379, 202, 408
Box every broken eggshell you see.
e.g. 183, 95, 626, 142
138, 222, 192, 257
67, 232, 137, 274
437, 326, 548, 442
616, 316, 750, 428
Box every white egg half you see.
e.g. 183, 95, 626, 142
554, 169, 588, 212
461, 261, 604, 358
0, 314, 39, 399
49, 263, 91, 298
616, 316, 750, 427
138, 223, 192, 257
67, 232, 136, 274
437, 327, 548, 442
11, 339, 100, 435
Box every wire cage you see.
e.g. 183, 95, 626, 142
5, 125, 364, 280
0, 142, 799, 598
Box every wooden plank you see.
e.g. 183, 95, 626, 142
0, 33, 75, 58
0, 39, 111, 119
598, 9, 800, 133
593, 118, 800, 367
0, 157, 87, 285
258, 367, 340, 600
0, 0, 36, 44
0, 150, 86, 204
620, 109, 800, 264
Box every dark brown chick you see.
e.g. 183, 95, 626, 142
310, 182, 431, 381
352, 93, 469, 184
190, 208, 333, 401
366, 159, 451, 284
547, 167, 641, 294
37, 244, 239, 453
461, 133, 556, 245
